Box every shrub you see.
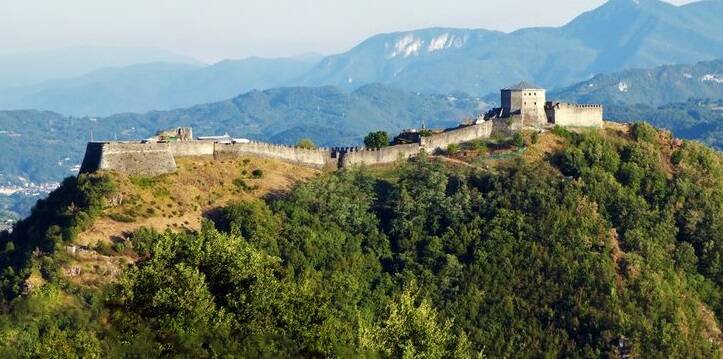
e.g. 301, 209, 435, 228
109, 213, 136, 223
630, 122, 658, 143
512, 132, 525, 148
233, 178, 252, 191
296, 138, 316, 149
94, 241, 113, 256
531, 132, 539, 144
364, 131, 390, 149
112, 242, 126, 254
251, 169, 264, 178
551, 125, 574, 141
447, 143, 460, 155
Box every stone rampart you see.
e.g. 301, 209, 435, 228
547, 103, 603, 128
342, 143, 422, 167
81, 142, 177, 176
80, 119, 511, 176
214, 141, 333, 168
168, 141, 215, 157
420, 122, 493, 152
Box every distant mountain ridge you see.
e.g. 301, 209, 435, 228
0, 56, 322, 116
0, 46, 201, 89
295, 0, 723, 95
550, 59, 723, 106
1, 0, 722, 116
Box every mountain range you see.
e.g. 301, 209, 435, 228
1, 0, 722, 116
551, 59, 723, 106
0, 56, 321, 116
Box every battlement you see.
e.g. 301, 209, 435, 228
78, 84, 604, 176
79, 121, 506, 176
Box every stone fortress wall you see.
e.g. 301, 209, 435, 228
215, 141, 333, 167
79, 84, 604, 176
545, 102, 603, 128
80, 121, 501, 175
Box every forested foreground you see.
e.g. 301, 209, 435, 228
0, 124, 721, 357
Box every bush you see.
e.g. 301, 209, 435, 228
109, 213, 136, 223
94, 241, 113, 256
447, 143, 460, 155
364, 131, 390, 149
551, 125, 575, 141
531, 132, 539, 144
512, 132, 525, 148
630, 122, 658, 143
112, 242, 126, 254
296, 138, 316, 149
251, 169, 264, 179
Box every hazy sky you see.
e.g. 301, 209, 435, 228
0, 0, 697, 63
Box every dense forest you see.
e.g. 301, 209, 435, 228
0, 123, 721, 357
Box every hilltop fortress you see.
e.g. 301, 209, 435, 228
80, 84, 603, 175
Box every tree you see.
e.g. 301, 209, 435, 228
363, 131, 390, 149
296, 138, 316, 149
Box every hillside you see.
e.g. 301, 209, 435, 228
551, 59, 723, 106
607, 98, 723, 150
294, 0, 723, 95
0, 123, 721, 357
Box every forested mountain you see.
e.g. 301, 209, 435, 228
0, 56, 321, 116
551, 59, 723, 106
295, 0, 723, 95
0, 124, 720, 357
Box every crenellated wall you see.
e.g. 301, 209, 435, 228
342, 143, 422, 167
214, 141, 333, 168
79, 118, 540, 176
546, 102, 603, 128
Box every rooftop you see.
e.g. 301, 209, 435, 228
503, 81, 544, 91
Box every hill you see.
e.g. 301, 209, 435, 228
607, 98, 723, 150
294, 0, 723, 96
0, 123, 720, 356
551, 59, 723, 106
0, 56, 322, 116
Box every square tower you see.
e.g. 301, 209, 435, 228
501, 82, 548, 127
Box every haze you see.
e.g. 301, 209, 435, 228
0, 0, 698, 63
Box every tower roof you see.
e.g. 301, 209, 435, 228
503, 81, 544, 90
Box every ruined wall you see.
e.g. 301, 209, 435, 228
421, 122, 493, 152
80, 142, 177, 176
343, 143, 422, 167
547, 103, 603, 128
214, 141, 333, 168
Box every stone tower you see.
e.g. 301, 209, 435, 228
501, 82, 548, 127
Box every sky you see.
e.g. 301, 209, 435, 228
0, 0, 697, 63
